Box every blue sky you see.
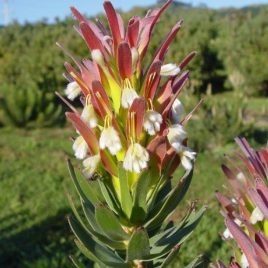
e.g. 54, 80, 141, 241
1, 0, 268, 25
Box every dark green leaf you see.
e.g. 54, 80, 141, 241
67, 194, 126, 250
69, 217, 128, 267
130, 171, 150, 224
127, 228, 150, 261
95, 206, 129, 241
145, 169, 194, 230
118, 162, 133, 219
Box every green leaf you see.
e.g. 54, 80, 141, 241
130, 171, 150, 224
98, 179, 121, 214
95, 206, 129, 241
150, 206, 206, 258
69, 217, 129, 267
81, 199, 103, 234
145, 169, 194, 230
68, 159, 101, 205
127, 228, 150, 261
67, 194, 126, 250
159, 245, 181, 268
118, 162, 133, 218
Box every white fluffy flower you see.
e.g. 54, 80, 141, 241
99, 126, 122, 155
73, 136, 88, 159
167, 124, 187, 150
160, 63, 181, 76
241, 253, 249, 268
250, 206, 264, 224
81, 103, 98, 128
223, 219, 241, 239
171, 99, 184, 124
121, 87, 138, 108
123, 143, 149, 173
82, 154, 100, 179
143, 111, 163, 136
173, 144, 196, 170
65, 81, 81, 101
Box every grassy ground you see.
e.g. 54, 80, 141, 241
0, 126, 264, 267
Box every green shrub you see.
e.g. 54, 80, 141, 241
185, 93, 252, 152
0, 83, 63, 127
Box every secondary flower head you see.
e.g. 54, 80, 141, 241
73, 136, 88, 159
123, 143, 149, 173
65, 81, 81, 100
99, 126, 122, 155
215, 138, 268, 268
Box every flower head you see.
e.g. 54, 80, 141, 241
99, 126, 122, 155
65, 81, 81, 100
64, 0, 198, 187
73, 136, 88, 159
123, 143, 149, 173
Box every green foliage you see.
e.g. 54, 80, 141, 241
67, 158, 206, 268
185, 93, 252, 152
213, 6, 268, 96
0, 83, 63, 127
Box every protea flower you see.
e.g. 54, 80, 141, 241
58, 1, 205, 267
213, 138, 268, 268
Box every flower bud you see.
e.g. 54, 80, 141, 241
123, 143, 149, 173
99, 126, 122, 155
171, 99, 184, 124
143, 110, 163, 136
81, 103, 98, 128
167, 124, 187, 149
65, 81, 81, 100
160, 63, 181, 76
173, 144, 196, 171
121, 87, 138, 109
73, 136, 88, 159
